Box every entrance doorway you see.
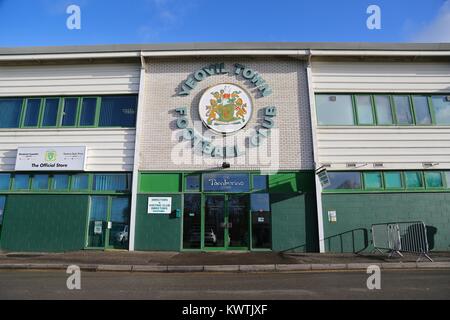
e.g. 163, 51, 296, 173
203, 194, 249, 250
86, 196, 130, 250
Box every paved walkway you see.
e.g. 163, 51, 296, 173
0, 250, 449, 272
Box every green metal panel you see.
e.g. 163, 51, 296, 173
271, 192, 318, 252
139, 173, 181, 193
0, 194, 89, 252
322, 193, 450, 253
268, 172, 315, 193
134, 194, 182, 251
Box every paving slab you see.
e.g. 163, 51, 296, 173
203, 265, 240, 272
167, 265, 204, 272
97, 265, 132, 272
311, 264, 347, 270
239, 264, 276, 272
275, 264, 312, 271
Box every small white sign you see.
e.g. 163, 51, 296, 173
328, 210, 337, 223
94, 221, 103, 234
148, 197, 172, 214
15, 146, 86, 171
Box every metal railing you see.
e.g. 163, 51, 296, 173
371, 221, 433, 262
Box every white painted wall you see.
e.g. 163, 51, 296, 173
0, 128, 135, 172
312, 60, 450, 93
0, 62, 140, 172
0, 63, 140, 96
311, 60, 450, 170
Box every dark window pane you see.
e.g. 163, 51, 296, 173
432, 96, 450, 125
393, 96, 413, 124
374, 95, 393, 125
183, 194, 201, 249
0, 173, 11, 190
424, 172, 443, 188
41, 98, 59, 126
52, 174, 69, 190
93, 174, 129, 191
252, 175, 267, 191
31, 174, 49, 190
80, 98, 97, 126
412, 96, 432, 125
13, 174, 30, 190
405, 171, 423, 188
0, 196, 5, 225
23, 99, 41, 127
364, 172, 382, 189
185, 175, 200, 191
62, 98, 78, 126
71, 174, 89, 190
316, 95, 354, 125
355, 95, 374, 125
99, 96, 137, 127
324, 172, 362, 190
251, 193, 271, 249
0, 98, 23, 128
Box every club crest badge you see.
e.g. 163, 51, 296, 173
199, 83, 253, 134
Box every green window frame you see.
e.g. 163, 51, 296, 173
404, 171, 424, 190
363, 172, 383, 190
424, 171, 443, 189
0, 95, 138, 129
31, 174, 50, 190
383, 172, 403, 190
355, 95, 375, 125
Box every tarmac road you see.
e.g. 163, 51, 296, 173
0, 269, 449, 300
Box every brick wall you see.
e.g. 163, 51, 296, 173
138, 56, 314, 171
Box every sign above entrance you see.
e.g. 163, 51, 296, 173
15, 146, 86, 171
203, 173, 250, 192
199, 83, 253, 134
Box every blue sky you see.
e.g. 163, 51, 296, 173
0, 0, 449, 47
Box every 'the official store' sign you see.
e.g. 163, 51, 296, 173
15, 146, 86, 171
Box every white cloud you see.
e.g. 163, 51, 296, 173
412, 0, 450, 42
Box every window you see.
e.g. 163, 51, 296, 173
71, 174, 89, 190
384, 172, 403, 189
185, 175, 200, 191
0, 98, 23, 128
364, 172, 382, 189
61, 98, 78, 126
412, 96, 432, 125
432, 96, 450, 125
183, 194, 201, 249
31, 174, 49, 190
251, 193, 271, 249
316, 95, 354, 125
93, 174, 129, 192
23, 99, 41, 127
41, 98, 59, 126
52, 174, 69, 190
405, 171, 423, 189
445, 172, 450, 188
374, 95, 394, 125
424, 172, 443, 188
13, 174, 30, 190
393, 96, 413, 125
252, 175, 267, 191
355, 95, 374, 125
99, 96, 137, 127
0, 173, 11, 190
324, 172, 362, 190
79, 98, 97, 126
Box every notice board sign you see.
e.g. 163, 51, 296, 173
148, 197, 172, 214
15, 146, 86, 171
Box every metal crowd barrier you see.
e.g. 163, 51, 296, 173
371, 221, 433, 262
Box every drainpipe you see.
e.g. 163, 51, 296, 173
305, 50, 325, 253
129, 52, 147, 251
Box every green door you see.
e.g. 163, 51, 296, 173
86, 196, 130, 250
203, 194, 249, 250
0, 196, 6, 246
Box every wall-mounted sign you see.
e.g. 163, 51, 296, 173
148, 197, 172, 214
328, 210, 337, 223
199, 83, 253, 134
94, 221, 103, 235
317, 168, 331, 188
174, 63, 279, 158
15, 146, 86, 171
203, 173, 250, 192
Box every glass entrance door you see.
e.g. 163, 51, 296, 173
86, 196, 130, 250
203, 194, 249, 250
